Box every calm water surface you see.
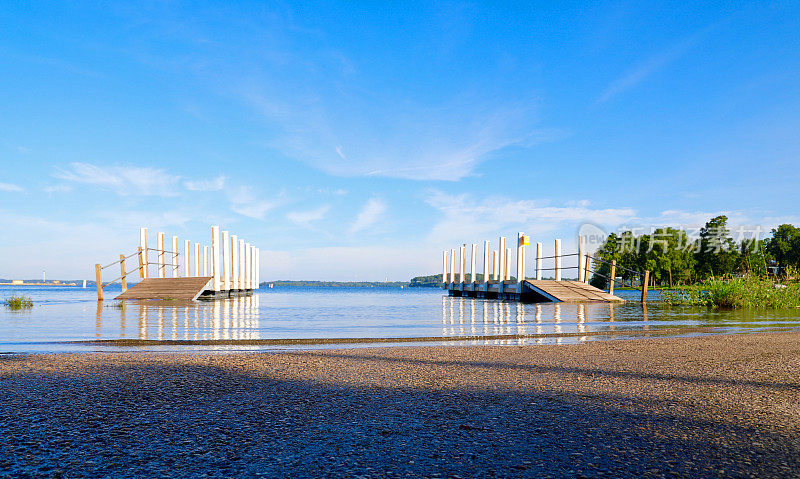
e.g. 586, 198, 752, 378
1, 285, 799, 352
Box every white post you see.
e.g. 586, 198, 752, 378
211, 226, 220, 291
470, 244, 477, 283
203, 246, 209, 276
442, 251, 448, 286
483, 240, 490, 287
140, 228, 149, 279
250, 244, 256, 290
157, 232, 165, 278
577, 235, 584, 282
505, 247, 511, 281
498, 236, 506, 284
194, 243, 200, 277
231, 235, 239, 290
184, 240, 191, 277
450, 248, 456, 285
492, 251, 498, 280
255, 248, 260, 288
172, 236, 179, 278
222, 231, 230, 292
555, 238, 562, 281
459, 244, 465, 284
536, 242, 542, 280
516, 232, 526, 289
239, 239, 245, 290
244, 243, 251, 290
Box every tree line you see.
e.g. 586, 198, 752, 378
589, 216, 800, 288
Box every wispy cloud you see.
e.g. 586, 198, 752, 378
42, 184, 72, 194
597, 36, 697, 104
0, 182, 24, 192
425, 190, 637, 245
349, 198, 387, 234
184, 175, 226, 191
54, 162, 180, 196
286, 205, 330, 226
228, 186, 278, 220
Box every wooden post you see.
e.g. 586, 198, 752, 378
555, 238, 562, 281
492, 251, 498, 280
157, 232, 165, 278
239, 239, 246, 290
450, 248, 456, 285
95, 264, 103, 301
470, 243, 477, 283
498, 236, 506, 284
184, 240, 191, 277
535, 242, 542, 280
483, 240, 490, 287
137, 246, 145, 279
120, 254, 127, 292
459, 244, 465, 284
194, 243, 200, 277
222, 231, 230, 292
442, 251, 448, 286
255, 248, 260, 288
232, 235, 239, 290
211, 226, 220, 291
203, 246, 209, 276
641, 270, 650, 303
584, 254, 592, 283
516, 232, 526, 288
244, 242, 251, 290
505, 247, 511, 281
172, 236, 179, 278
577, 235, 584, 282
609, 260, 617, 295
139, 228, 148, 279
251, 244, 256, 290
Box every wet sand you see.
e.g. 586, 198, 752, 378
2, 332, 800, 477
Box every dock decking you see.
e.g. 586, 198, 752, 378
115, 277, 212, 301
445, 279, 624, 303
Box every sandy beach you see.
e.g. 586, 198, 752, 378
2, 332, 800, 477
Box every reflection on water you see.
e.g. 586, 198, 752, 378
1, 285, 800, 352
438, 295, 798, 346
94, 296, 261, 341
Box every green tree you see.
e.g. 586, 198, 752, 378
694, 216, 739, 279
764, 224, 800, 275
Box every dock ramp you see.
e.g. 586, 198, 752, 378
115, 277, 212, 301
523, 280, 623, 303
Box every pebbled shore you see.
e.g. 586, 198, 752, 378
2, 332, 800, 478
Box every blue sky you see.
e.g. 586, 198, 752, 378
1, 1, 799, 280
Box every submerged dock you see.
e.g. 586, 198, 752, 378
443, 233, 630, 303
94, 226, 261, 301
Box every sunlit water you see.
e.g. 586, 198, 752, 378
1, 285, 799, 352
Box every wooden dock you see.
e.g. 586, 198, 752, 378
95, 225, 261, 301
443, 232, 643, 303
116, 277, 212, 301
445, 279, 623, 303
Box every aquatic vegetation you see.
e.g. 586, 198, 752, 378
4, 295, 33, 310
660, 278, 800, 309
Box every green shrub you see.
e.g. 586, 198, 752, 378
660, 278, 800, 309
4, 295, 33, 310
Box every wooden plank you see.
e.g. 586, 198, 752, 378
524, 280, 624, 303
115, 277, 212, 301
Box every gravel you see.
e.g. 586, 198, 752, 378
2, 332, 800, 478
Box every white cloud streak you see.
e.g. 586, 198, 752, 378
184, 175, 226, 191
54, 162, 180, 196
349, 198, 387, 234
286, 205, 330, 226
0, 182, 24, 192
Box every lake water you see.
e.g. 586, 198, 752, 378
1, 285, 799, 353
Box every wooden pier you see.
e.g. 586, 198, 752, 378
443, 233, 634, 303
94, 226, 260, 301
